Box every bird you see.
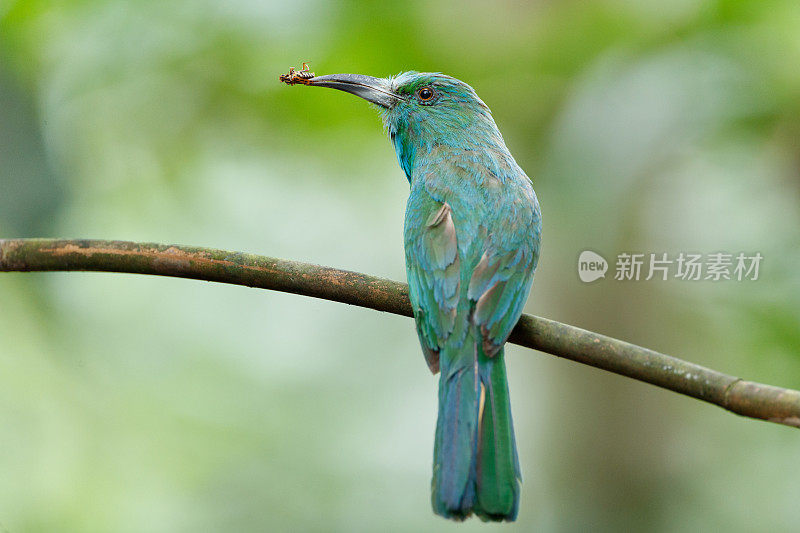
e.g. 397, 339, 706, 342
296, 70, 541, 521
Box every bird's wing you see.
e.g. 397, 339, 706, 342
405, 201, 461, 374
467, 170, 541, 357
468, 237, 537, 357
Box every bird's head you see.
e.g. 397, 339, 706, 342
306, 71, 504, 178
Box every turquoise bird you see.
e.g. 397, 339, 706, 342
299, 71, 541, 521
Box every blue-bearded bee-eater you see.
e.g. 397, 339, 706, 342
282, 68, 541, 522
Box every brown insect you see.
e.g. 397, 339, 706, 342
278, 62, 315, 85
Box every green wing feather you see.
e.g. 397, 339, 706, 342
405, 199, 461, 373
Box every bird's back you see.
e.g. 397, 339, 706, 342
404, 143, 540, 353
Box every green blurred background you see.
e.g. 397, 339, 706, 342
2, 0, 800, 531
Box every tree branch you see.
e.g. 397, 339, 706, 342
2, 238, 798, 429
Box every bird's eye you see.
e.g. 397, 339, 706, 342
417, 87, 435, 102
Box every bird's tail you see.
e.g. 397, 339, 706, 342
432, 338, 520, 522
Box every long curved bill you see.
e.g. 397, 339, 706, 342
306, 74, 403, 109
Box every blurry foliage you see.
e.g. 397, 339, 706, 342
1, 0, 800, 531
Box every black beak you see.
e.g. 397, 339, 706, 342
306, 73, 403, 108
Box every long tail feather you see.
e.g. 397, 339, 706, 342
432, 346, 479, 520
431, 337, 519, 521
475, 347, 520, 521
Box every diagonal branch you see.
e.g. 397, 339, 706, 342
2, 238, 799, 429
